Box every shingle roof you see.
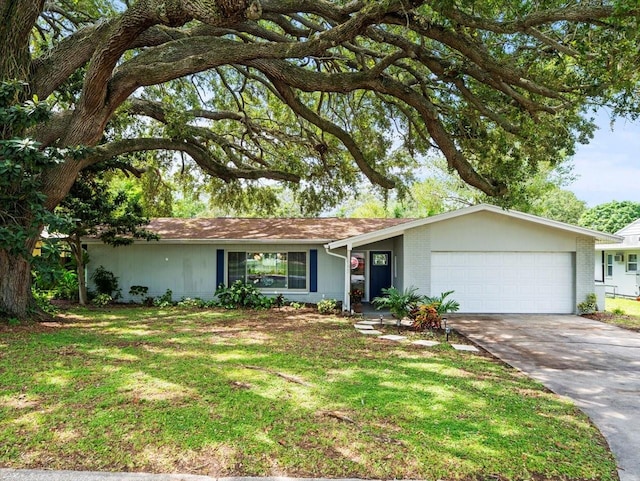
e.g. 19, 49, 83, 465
142, 217, 413, 242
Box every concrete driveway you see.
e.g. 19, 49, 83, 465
450, 314, 640, 481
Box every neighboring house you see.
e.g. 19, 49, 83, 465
595, 218, 640, 298
85, 204, 621, 314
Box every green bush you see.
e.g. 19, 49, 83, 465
128, 285, 149, 303
91, 266, 121, 299
317, 298, 338, 314
372, 286, 423, 319
52, 270, 79, 301
153, 289, 174, 307
177, 297, 205, 308
92, 293, 113, 307
577, 293, 598, 314
31, 288, 58, 315
213, 280, 274, 309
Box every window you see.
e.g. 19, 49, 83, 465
607, 254, 613, 277
372, 253, 388, 266
228, 251, 307, 289
627, 254, 638, 272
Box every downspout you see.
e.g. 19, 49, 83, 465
325, 244, 351, 312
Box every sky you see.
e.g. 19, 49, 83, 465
569, 111, 640, 207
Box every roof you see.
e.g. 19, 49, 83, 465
326, 203, 623, 249
93, 217, 413, 243
596, 218, 640, 251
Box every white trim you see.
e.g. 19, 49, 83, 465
325, 204, 622, 250
597, 244, 640, 251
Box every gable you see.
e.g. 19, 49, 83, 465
426, 210, 583, 251
326, 204, 621, 250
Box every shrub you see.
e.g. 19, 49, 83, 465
423, 290, 460, 315
213, 280, 274, 309
273, 293, 286, 307
372, 286, 423, 319
153, 289, 174, 307
92, 293, 113, 307
31, 288, 58, 315
410, 303, 441, 330
289, 301, 305, 309
577, 293, 598, 314
611, 307, 625, 316
91, 266, 121, 298
177, 297, 205, 308
317, 298, 338, 314
129, 285, 149, 303
51, 270, 79, 301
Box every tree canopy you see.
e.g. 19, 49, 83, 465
579, 200, 640, 233
1, 0, 640, 318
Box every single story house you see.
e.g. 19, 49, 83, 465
85, 204, 621, 314
595, 218, 640, 298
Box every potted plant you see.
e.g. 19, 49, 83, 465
350, 288, 364, 312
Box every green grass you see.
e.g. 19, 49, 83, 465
0, 306, 617, 480
603, 297, 640, 330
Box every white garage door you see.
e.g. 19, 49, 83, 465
431, 252, 575, 313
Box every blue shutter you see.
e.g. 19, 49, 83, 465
216, 249, 225, 287
310, 249, 318, 292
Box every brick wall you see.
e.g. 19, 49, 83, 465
402, 226, 431, 295
576, 237, 596, 312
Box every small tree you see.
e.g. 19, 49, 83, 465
51, 169, 159, 304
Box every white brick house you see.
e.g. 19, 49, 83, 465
86, 204, 620, 314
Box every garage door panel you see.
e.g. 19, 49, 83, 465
431, 252, 574, 314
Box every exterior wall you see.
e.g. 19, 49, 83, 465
600, 249, 640, 298
86, 242, 343, 303
401, 211, 594, 313
575, 237, 596, 310
429, 211, 579, 251
402, 224, 431, 296
315, 247, 347, 303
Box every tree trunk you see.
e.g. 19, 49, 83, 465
0, 250, 36, 319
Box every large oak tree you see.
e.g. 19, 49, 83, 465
1, 0, 639, 318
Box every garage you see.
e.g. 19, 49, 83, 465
431, 251, 575, 313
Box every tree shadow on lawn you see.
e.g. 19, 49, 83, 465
0, 308, 618, 480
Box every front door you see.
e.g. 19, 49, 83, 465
369, 251, 392, 301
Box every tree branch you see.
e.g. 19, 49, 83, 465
85, 138, 301, 183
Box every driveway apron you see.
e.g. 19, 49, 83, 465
449, 315, 640, 481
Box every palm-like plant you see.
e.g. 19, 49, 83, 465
423, 290, 460, 315
372, 286, 424, 319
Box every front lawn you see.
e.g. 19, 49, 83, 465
599, 297, 640, 331
0, 307, 617, 480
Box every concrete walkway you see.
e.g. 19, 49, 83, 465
449, 314, 640, 481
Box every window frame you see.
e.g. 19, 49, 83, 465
227, 250, 309, 291
627, 253, 638, 273
606, 254, 614, 277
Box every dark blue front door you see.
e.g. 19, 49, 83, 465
369, 251, 392, 301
